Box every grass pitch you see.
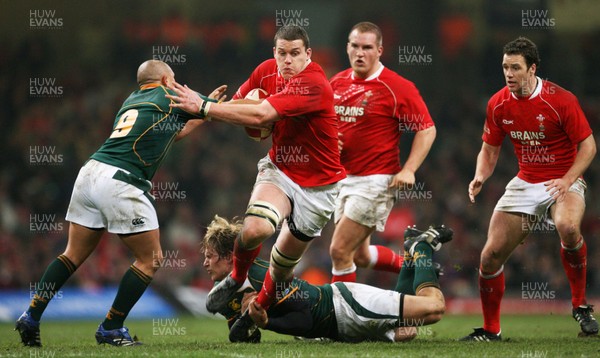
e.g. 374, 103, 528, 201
2, 314, 598, 357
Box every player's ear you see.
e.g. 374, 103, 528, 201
306, 47, 312, 59
529, 63, 537, 76
160, 75, 168, 86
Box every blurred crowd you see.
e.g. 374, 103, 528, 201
1, 4, 599, 302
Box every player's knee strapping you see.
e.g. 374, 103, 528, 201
245, 200, 282, 232
271, 245, 301, 270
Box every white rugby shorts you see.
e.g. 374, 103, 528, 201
331, 282, 401, 342
65, 159, 159, 234
254, 156, 339, 238
495, 176, 586, 222
334, 174, 396, 232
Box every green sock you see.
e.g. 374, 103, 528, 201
394, 252, 415, 294
412, 243, 439, 293
102, 265, 152, 330
27, 255, 77, 321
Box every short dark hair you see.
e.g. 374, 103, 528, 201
350, 21, 382, 46
503, 37, 541, 69
274, 25, 310, 49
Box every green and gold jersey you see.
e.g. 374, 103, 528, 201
218, 259, 270, 323
218, 258, 337, 339
90, 84, 199, 180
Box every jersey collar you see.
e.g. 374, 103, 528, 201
351, 62, 384, 81
511, 76, 542, 100
140, 83, 161, 90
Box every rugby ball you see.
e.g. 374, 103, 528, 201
244, 88, 272, 141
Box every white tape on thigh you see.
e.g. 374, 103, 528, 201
246, 200, 282, 231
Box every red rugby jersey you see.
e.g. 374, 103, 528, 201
329, 65, 434, 175
234, 59, 345, 187
483, 77, 592, 183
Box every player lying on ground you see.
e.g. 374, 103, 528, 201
202, 215, 453, 342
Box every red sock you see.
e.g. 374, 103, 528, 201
230, 238, 262, 284
479, 267, 504, 335
255, 270, 277, 310
331, 264, 357, 283
371, 245, 403, 273
560, 238, 587, 308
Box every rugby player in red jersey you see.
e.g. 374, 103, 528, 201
461, 37, 597, 341
328, 22, 436, 282
167, 25, 345, 341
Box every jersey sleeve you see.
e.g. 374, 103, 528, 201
396, 82, 434, 131
266, 72, 326, 119
233, 61, 272, 100
561, 93, 593, 145
482, 96, 506, 146
233, 78, 254, 100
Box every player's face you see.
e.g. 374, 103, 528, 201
274, 39, 311, 80
502, 54, 536, 97
347, 30, 382, 79
203, 247, 232, 281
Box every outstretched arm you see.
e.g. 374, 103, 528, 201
389, 126, 436, 189
167, 81, 279, 127
174, 85, 228, 141
248, 297, 314, 337
469, 142, 501, 203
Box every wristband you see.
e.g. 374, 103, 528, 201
200, 100, 212, 119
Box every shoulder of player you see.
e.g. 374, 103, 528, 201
248, 59, 279, 79
257, 58, 278, 70
292, 64, 333, 93
487, 87, 511, 108
540, 79, 578, 104
374, 68, 421, 100
125, 86, 171, 110
329, 68, 353, 83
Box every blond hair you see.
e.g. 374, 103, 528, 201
201, 215, 242, 258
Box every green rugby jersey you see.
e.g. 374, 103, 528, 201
91, 84, 201, 180
218, 259, 270, 323
218, 258, 337, 339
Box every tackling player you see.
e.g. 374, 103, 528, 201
167, 25, 345, 340
202, 215, 453, 343
15, 60, 225, 347
328, 22, 436, 282
460, 37, 597, 341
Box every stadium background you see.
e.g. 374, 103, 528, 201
0, 0, 599, 320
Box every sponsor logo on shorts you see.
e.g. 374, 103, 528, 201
132, 218, 145, 226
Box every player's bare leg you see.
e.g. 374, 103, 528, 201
207, 183, 290, 314
94, 229, 161, 346
330, 216, 374, 282
16, 223, 104, 347
550, 192, 598, 336
398, 286, 445, 338
63, 223, 105, 266
460, 211, 527, 341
